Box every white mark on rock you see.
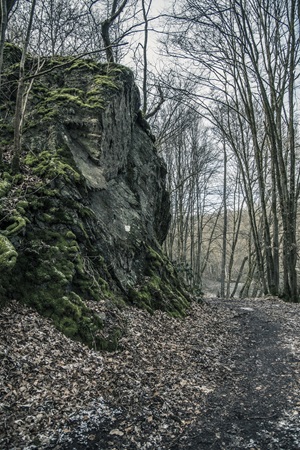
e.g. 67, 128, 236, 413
125, 225, 131, 232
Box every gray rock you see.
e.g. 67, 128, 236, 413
0, 55, 189, 342
36, 63, 172, 291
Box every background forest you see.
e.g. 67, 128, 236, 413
1, 0, 300, 301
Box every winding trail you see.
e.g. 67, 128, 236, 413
172, 299, 300, 450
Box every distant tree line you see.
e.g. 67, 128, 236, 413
160, 0, 300, 302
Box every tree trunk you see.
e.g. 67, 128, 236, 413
101, 19, 114, 63
11, 0, 36, 173
231, 256, 248, 298
220, 142, 227, 298
0, 0, 8, 89
101, 0, 128, 63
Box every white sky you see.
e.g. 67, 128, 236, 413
122, 0, 172, 71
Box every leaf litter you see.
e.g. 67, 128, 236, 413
0, 297, 300, 449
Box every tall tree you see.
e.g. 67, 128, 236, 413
101, 0, 128, 62
12, 0, 37, 173
166, 0, 300, 301
0, 0, 17, 87
220, 139, 227, 298
161, 101, 222, 291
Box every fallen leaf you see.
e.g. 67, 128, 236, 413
109, 429, 124, 436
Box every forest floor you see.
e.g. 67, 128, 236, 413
1, 297, 300, 450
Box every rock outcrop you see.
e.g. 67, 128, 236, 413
0, 46, 190, 348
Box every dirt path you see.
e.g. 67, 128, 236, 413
1, 298, 300, 449
171, 299, 300, 449
57, 298, 300, 450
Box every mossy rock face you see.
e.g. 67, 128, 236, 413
0, 235, 17, 270
0, 235, 18, 308
0, 149, 118, 349
25, 149, 81, 183
128, 246, 191, 316
0, 49, 191, 346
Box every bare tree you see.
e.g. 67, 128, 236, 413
165, 0, 300, 301
101, 0, 129, 62
160, 100, 222, 292
7, 0, 103, 57
220, 139, 227, 298
0, 0, 17, 87
12, 0, 36, 173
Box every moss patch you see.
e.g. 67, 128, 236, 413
0, 235, 18, 307
0, 235, 17, 270
0, 144, 120, 349
25, 149, 81, 183
128, 246, 190, 316
27, 61, 125, 125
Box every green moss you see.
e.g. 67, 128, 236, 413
33, 84, 105, 121
81, 74, 120, 109
42, 88, 93, 110
128, 246, 190, 316
169, 311, 182, 318
147, 246, 165, 264
93, 75, 119, 90
65, 230, 76, 239
73, 253, 110, 301
66, 58, 99, 72
16, 200, 29, 209
84, 95, 104, 109
59, 317, 79, 338
0, 153, 117, 347
0, 235, 18, 270
25, 150, 81, 183
0, 179, 11, 197
0, 121, 14, 134
11, 229, 108, 348
103, 62, 133, 78
2, 213, 28, 236
52, 87, 85, 97
19, 58, 129, 130
25, 288, 103, 347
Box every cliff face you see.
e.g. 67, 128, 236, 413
25, 60, 171, 289
0, 49, 190, 348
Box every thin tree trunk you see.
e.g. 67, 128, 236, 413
101, 0, 128, 63
0, 0, 8, 89
220, 142, 227, 298
12, 0, 36, 173
141, 0, 152, 115
231, 256, 248, 298
226, 187, 245, 299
